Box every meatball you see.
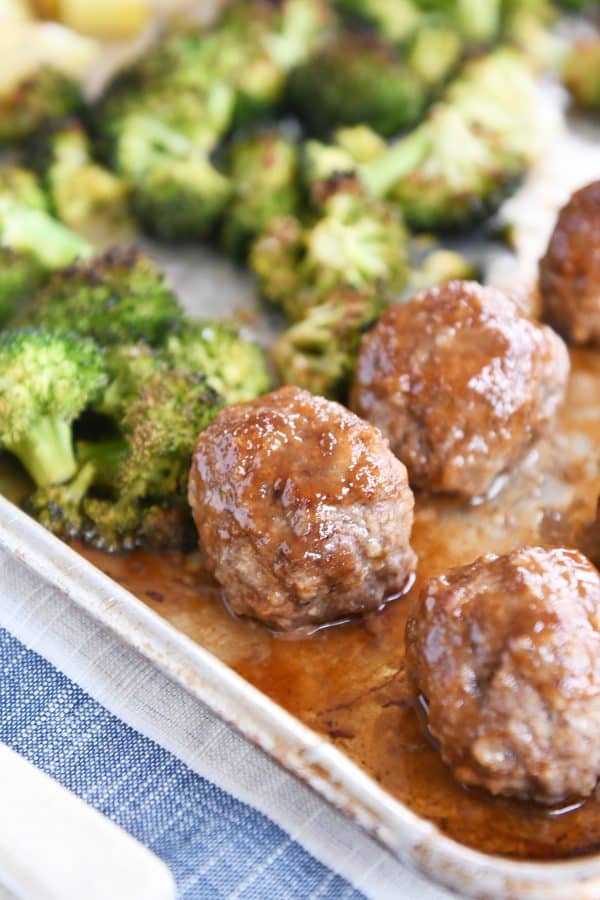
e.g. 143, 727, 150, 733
406, 546, 600, 805
188, 386, 416, 631
349, 280, 569, 498
540, 181, 600, 345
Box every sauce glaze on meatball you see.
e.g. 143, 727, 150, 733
188, 386, 416, 631
540, 181, 600, 346
350, 280, 569, 499
406, 546, 600, 805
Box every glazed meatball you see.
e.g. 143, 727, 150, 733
350, 280, 569, 498
188, 386, 416, 631
406, 547, 600, 805
540, 181, 600, 345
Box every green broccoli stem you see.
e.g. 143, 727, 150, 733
360, 129, 427, 199
59, 461, 98, 507
10, 417, 77, 487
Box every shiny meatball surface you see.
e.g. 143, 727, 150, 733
189, 386, 416, 631
540, 181, 600, 346
350, 280, 569, 498
406, 547, 600, 805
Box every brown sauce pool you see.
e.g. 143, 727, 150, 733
74, 349, 600, 862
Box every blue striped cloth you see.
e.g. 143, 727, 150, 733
0, 627, 363, 900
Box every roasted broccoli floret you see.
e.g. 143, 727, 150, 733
366, 105, 521, 231
0, 329, 106, 487
221, 130, 299, 259
565, 38, 600, 112
28, 118, 132, 238
304, 49, 543, 231
110, 113, 231, 240
91, 0, 332, 236
286, 33, 427, 137
445, 49, 546, 162
23, 247, 184, 346
28, 348, 222, 551
165, 321, 272, 404
117, 369, 220, 502
134, 157, 230, 241
95, 58, 234, 238
250, 191, 409, 319
95, 342, 165, 420
0, 67, 82, 143
95, 44, 236, 159
271, 287, 384, 399
30, 437, 144, 551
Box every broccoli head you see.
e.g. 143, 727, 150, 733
286, 33, 427, 137
116, 25, 279, 131
445, 49, 546, 163
364, 104, 520, 231
302, 48, 543, 232
95, 342, 165, 421
27, 350, 221, 551
28, 118, 132, 238
221, 130, 300, 259
23, 247, 184, 346
95, 40, 237, 159
251, 192, 409, 319
132, 157, 231, 240
0, 329, 106, 487
271, 287, 384, 399
0, 67, 82, 143
165, 321, 272, 405
111, 114, 231, 240
117, 369, 221, 502
565, 38, 600, 112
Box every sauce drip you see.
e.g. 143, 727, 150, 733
75, 349, 600, 861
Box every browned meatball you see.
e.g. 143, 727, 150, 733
188, 386, 416, 631
349, 280, 569, 499
406, 547, 600, 805
540, 181, 600, 345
